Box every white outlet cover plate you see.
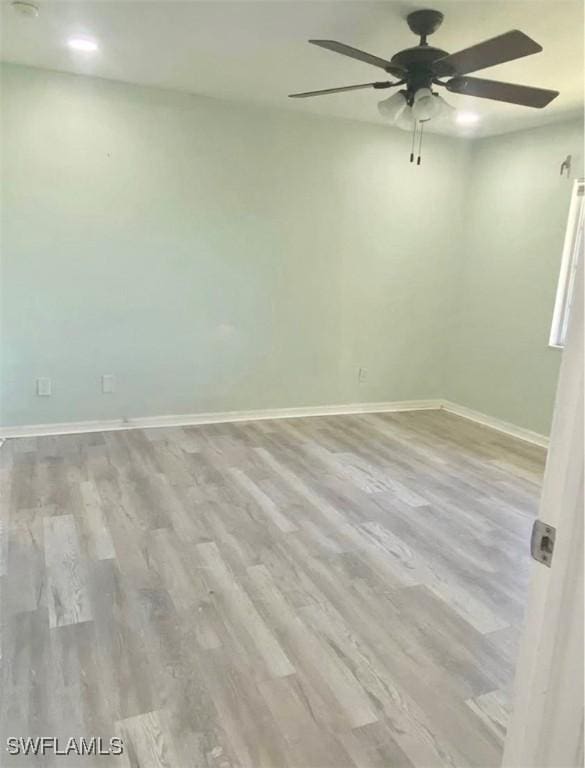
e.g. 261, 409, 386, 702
102, 374, 116, 393
36, 377, 52, 396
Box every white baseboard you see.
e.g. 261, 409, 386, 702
0, 398, 549, 447
0, 399, 443, 439
440, 400, 549, 448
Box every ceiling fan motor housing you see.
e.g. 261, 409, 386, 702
389, 45, 451, 102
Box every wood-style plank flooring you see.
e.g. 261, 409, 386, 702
0, 410, 546, 767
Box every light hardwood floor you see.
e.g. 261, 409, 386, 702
0, 410, 546, 768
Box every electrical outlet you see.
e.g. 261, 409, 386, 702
36, 377, 52, 396
358, 367, 368, 384
102, 374, 115, 394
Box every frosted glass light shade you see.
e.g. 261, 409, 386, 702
412, 88, 438, 121
377, 91, 407, 121
413, 89, 455, 122
395, 105, 415, 131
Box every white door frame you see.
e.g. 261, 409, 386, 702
502, 246, 584, 766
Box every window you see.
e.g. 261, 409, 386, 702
549, 179, 584, 348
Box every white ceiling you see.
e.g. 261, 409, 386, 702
1, 0, 583, 137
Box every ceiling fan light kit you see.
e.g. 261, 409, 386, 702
289, 8, 560, 165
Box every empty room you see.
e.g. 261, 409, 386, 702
0, 1, 583, 766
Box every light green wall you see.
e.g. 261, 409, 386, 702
1, 64, 582, 434
445, 119, 584, 436
0, 63, 470, 427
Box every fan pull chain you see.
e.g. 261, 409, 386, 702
417, 120, 425, 165
410, 121, 417, 163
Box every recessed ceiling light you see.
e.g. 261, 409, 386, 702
11, 1, 39, 17
456, 111, 480, 126
67, 37, 99, 53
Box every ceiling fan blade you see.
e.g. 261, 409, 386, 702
434, 30, 542, 77
446, 75, 559, 108
289, 81, 393, 98
309, 40, 405, 77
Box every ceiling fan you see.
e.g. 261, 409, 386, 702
289, 9, 559, 160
